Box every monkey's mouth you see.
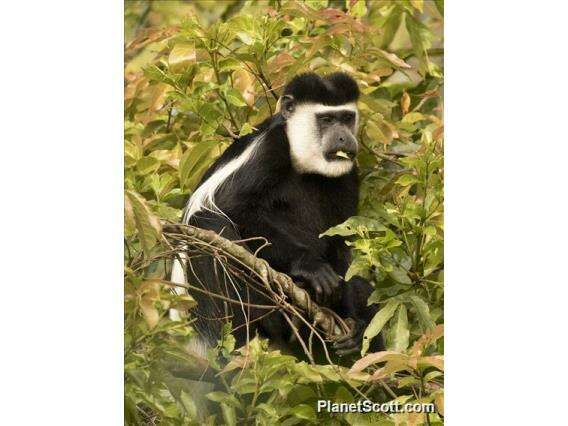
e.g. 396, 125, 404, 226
325, 150, 356, 161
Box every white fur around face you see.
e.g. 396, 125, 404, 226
285, 102, 358, 177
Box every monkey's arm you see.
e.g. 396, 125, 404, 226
238, 214, 341, 306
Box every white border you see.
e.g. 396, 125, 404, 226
1, 1, 568, 424
0, 1, 123, 423
446, 1, 568, 423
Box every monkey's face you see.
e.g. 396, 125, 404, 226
281, 96, 359, 177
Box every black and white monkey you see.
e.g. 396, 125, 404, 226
171, 72, 384, 358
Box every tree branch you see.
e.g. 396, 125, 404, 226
163, 223, 350, 339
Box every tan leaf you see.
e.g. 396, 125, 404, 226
379, 49, 411, 69
433, 125, 444, 141
411, 324, 444, 357
349, 351, 405, 374
418, 355, 444, 371
371, 360, 411, 380
401, 91, 411, 115
124, 194, 135, 235
220, 355, 249, 374
268, 52, 295, 74
233, 69, 256, 107
125, 191, 162, 255
435, 391, 444, 416
139, 280, 161, 329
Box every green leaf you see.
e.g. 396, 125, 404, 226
405, 13, 434, 75
408, 295, 435, 330
221, 403, 237, 426
380, 6, 402, 48
143, 64, 179, 88
125, 190, 162, 255
199, 101, 222, 122
256, 403, 279, 419
136, 156, 160, 175
377, 49, 411, 69
168, 41, 196, 72
396, 174, 420, 187
179, 390, 197, 420
320, 216, 387, 237
388, 265, 412, 284
434, 0, 444, 14
206, 392, 240, 408
365, 120, 388, 144
348, 0, 367, 18
392, 304, 409, 352
218, 57, 241, 72
345, 256, 371, 281
289, 404, 316, 421
424, 370, 443, 382
179, 140, 218, 190
239, 122, 254, 137
361, 299, 400, 356
424, 225, 437, 237
410, 0, 424, 12
224, 87, 248, 107
402, 112, 426, 123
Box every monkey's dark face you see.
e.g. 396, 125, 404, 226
316, 110, 358, 162
282, 98, 359, 177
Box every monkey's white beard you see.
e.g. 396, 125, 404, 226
286, 103, 358, 177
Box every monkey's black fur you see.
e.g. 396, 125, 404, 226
183, 73, 383, 358
283, 72, 360, 105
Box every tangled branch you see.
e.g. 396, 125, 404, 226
162, 223, 351, 340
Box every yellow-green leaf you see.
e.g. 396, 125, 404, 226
168, 41, 196, 72
396, 174, 420, 187
392, 304, 409, 352
361, 300, 400, 356
410, 0, 424, 12
179, 140, 218, 191
136, 156, 160, 175
408, 295, 435, 330
224, 87, 248, 107
401, 91, 411, 115
125, 190, 162, 255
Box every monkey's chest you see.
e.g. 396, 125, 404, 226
278, 176, 357, 233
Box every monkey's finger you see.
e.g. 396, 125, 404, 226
321, 266, 340, 290
311, 281, 323, 304
317, 276, 333, 303
320, 267, 339, 294
343, 318, 357, 335
322, 277, 333, 300
333, 335, 358, 349
335, 344, 359, 357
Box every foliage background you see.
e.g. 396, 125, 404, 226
124, 1, 443, 424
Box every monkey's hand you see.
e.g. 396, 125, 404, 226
289, 259, 340, 305
332, 318, 365, 356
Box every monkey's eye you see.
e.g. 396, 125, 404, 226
319, 115, 334, 124
342, 112, 356, 123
